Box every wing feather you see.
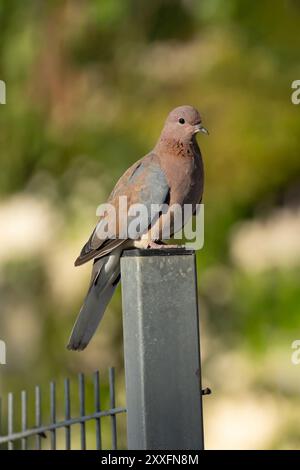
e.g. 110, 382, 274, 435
75, 152, 169, 266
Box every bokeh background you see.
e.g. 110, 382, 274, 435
0, 0, 300, 450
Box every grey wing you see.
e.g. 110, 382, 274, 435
75, 153, 170, 266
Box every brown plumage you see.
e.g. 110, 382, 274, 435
68, 105, 208, 350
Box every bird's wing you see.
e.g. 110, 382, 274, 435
75, 153, 170, 266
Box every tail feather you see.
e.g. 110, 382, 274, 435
67, 251, 121, 351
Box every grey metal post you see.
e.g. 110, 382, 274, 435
121, 248, 204, 450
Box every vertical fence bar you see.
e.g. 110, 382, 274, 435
64, 378, 71, 450
35, 386, 42, 450
94, 371, 102, 450
109, 367, 117, 450
121, 248, 204, 450
8, 393, 13, 450
79, 373, 86, 450
50, 381, 56, 450
0, 397, 2, 449
21, 390, 28, 450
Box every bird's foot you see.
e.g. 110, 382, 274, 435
146, 241, 180, 249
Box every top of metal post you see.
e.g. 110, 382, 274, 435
122, 247, 195, 257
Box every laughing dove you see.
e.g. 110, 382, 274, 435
68, 105, 208, 350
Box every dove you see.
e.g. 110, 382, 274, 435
68, 105, 208, 351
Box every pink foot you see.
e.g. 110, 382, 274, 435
146, 241, 181, 249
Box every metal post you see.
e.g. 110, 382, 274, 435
121, 248, 204, 450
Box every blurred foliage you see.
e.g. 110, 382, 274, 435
0, 0, 300, 449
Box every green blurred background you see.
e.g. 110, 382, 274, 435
0, 0, 300, 450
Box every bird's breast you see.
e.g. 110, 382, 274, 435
164, 152, 204, 208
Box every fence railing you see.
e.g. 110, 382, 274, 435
0, 368, 126, 450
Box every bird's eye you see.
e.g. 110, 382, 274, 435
178, 118, 185, 124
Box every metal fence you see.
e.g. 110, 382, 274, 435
0, 368, 126, 450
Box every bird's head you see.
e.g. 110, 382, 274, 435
160, 105, 209, 146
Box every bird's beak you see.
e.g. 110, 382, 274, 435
194, 123, 209, 135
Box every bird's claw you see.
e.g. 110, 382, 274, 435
146, 241, 180, 249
